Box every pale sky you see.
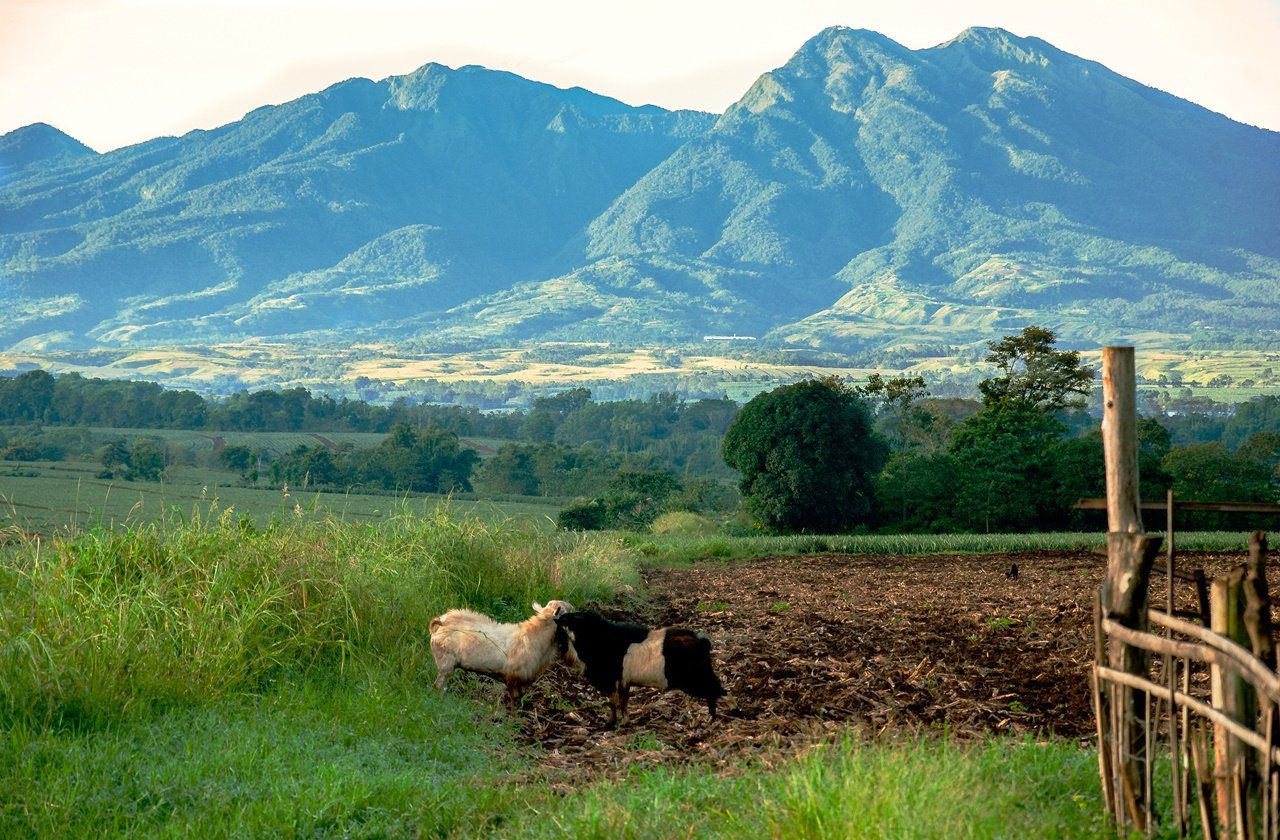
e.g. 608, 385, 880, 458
3, 0, 1278, 153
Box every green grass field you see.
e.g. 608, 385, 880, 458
0, 509, 1134, 838
0, 459, 563, 536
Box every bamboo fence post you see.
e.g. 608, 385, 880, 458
1095, 591, 1118, 821
1242, 533, 1274, 672
1186, 658, 1196, 834
1242, 532, 1274, 840
1195, 723, 1222, 840
1264, 705, 1275, 840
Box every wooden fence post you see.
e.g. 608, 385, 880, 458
1100, 346, 1163, 831
1242, 533, 1274, 672
1243, 531, 1274, 838
1210, 569, 1258, 837
1101, 346, 1142, 537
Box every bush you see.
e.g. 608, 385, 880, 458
558, 499, 609, 531
650, 511, 717, 537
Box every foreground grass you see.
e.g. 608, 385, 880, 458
1, 673, 526, 838
531, 735, 1115, 839
1, 510, 1132, 837
3, 687, 1115, 839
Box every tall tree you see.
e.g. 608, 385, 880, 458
977, 326, 1094, 411
722, 378, 887, 533
942, 328, 1095, 531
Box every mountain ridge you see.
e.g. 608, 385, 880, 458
2, 26, 1277, 369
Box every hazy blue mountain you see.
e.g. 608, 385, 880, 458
0, 64, 712, 347
2, 27, 1278, 357
519, 26, 1280, 348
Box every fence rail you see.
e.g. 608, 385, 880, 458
1093, 530, 1277, 838
1090, 346, 1280, 838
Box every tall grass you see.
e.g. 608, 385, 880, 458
0, 503, 638, 731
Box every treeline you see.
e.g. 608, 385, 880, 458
0, 370, 742, 504
717, 329, 1280, 535
0, 369, 517, 435
4, 366, 1273, 450
3, 355, 1280, 534
256, 424, 480, 494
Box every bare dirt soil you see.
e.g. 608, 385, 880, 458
509, 550, 1246, 781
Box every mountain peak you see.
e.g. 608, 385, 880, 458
385, 61, 457, 110
0, 122, 97, 177
796, 26, 912, 65
726, 25, 914, 117
934, 26, 1063, 68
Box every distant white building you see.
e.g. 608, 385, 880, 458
702, 334, 757, 342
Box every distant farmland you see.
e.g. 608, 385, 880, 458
0, 459, 562, 535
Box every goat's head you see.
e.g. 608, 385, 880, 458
533, 599, 575, 619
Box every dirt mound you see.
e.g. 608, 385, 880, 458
510, 550, 1237, 781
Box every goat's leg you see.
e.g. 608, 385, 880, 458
617, 683, 631, 727
606, 684, 622, 729
433, 660, 454, 692
504, 677, 524, 714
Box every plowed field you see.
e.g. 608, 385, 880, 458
512, 550, 1242, 781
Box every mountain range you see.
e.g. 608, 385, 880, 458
2, 26, 1279, 365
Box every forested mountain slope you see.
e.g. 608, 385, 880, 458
2, 27, 1277, 356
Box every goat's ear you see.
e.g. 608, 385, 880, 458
533, 601, 545, 613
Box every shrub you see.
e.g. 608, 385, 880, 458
650, 511, 717, 537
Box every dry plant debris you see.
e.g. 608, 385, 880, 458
507, 550, 1253, 782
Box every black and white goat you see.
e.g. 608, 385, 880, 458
429, 600, 573, 712
555, 610, 726, 728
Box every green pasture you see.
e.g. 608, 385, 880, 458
0, 509, 1129, 838
0, 460, 562, 535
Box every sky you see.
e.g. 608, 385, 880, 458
3, 0, 1279, 153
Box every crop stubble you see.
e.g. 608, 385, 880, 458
516, 550, 1249, 782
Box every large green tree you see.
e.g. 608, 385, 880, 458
934, 327, 1098, 531
722, 378, 887, 533
978, 326, 1094, 411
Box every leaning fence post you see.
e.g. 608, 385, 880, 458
1167, 487, 1188, 835
1242, 531, 1273, 840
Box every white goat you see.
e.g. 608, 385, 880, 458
429, 599, 574, 711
